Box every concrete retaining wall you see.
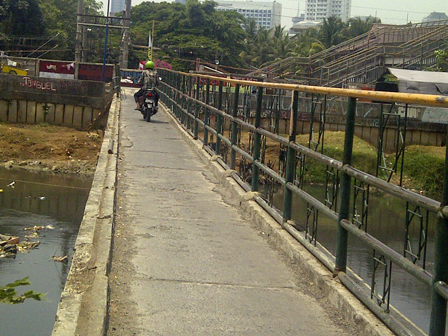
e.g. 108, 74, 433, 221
0, 74, 113, 129
51, 94, 119, 336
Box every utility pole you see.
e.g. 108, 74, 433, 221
75, 0, 130, 79
75, 0, 84, 63
81, 7, 88, 62
102, 0, 111, 82
120, 0, 131, 69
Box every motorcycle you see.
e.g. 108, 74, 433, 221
138, 89, 158, 122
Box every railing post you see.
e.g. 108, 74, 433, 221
194, 77, 199, 140
251, 87, 263, 192
187, 75, 193, 131
334, 96, 357, 275
216, 81, 223, 155
204, 78, 210, 146
176, 73, 182, 119
180, 74, 186, 125
429, 131, 448, 336
230, 84, 240, 169
283, 91, 299, 222
167, 70, 172, 89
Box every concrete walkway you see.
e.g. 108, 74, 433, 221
107, 89, 361, 336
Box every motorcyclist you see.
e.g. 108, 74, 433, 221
134, 60, 159, 111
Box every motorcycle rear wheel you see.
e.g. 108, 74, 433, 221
145, 108, 152, 122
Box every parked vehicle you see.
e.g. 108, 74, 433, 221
1, 63, 28, 76
138, 89, 158, 122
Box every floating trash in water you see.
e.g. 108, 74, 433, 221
24, 226, 45, 231
51, 255, 68, 263
0, 235, 20, 257
7, 181, 15, 188
25, 232, 40, 239
17, 241, 40, 253
0, 244, 18, 257
0, 234, 20, 246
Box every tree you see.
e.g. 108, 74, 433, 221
319, 16, 347, 48
0, 0, 103, 60
435, 48, 448, 72
291, 28, 321, 57
343, 16, 381, 39
0, 0, 44, 37
129, 0, 246, 70
39, 0, 103, 60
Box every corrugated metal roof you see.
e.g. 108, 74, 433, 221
388, 68, 448, 83
376, 68, 448, 95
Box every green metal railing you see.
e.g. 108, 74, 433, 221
157, 68, 448, 336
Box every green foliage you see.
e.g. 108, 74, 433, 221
403, 146, 445, 196
129, 0, 246, 70
435, 49, 448, 72
0, 0, 44, 36
319, 16, 347, 48
39, 0, 103, 60
1, 277, 44, 304
296, 132, 377, 183
0, 0, 102, 60
343, 16, 381, 40
0, 0, 382, 70
240, 15, 380, 69
291, 28, 322, 57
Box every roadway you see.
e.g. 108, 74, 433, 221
104, 88, 391, 335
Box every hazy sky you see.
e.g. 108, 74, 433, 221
100, 0, 448, 29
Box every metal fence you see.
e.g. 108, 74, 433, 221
157, 68, 448, 336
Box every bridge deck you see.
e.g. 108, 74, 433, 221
107, 89, 365, 335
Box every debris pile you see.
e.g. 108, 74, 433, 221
0, 225, 67, 262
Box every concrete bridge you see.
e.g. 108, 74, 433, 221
50, 70, 448, 336
52, 89, 391, 336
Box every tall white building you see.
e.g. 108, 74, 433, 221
110, 0, 126, 16
305, 0, 351, 22
216, 1, 282, 30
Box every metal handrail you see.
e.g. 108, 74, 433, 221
167, 70, 448, 107
156, 68, 448, 336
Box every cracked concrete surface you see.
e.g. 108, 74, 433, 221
106, 89, 376, 336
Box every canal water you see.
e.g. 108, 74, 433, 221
272, 184, 437, 335
0, 164, 440, 334
0, 167, 92, 336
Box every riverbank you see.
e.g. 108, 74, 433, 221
0, 123, 103, 175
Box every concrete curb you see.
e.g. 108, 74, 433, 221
52, 95, 119, 336
162, 105, 395, 336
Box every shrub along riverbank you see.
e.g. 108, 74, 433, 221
290, 131, 445, 199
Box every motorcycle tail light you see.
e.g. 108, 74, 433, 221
147, 93, 153, 97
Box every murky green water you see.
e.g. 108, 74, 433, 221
0, 168, 92, 336
271, 184, 438, 334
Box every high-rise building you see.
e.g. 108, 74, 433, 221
216, 1, 282, 30
110, 0, 126, 16
305, 0, 351, 22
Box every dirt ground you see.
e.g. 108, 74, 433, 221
0, 123, 103, 175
